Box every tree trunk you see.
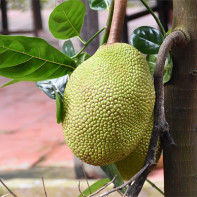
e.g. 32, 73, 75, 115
163, 0, 197, 196
80, 0, 99, 55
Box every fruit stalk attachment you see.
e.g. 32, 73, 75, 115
126, 29, 190, 197
107, 0, 127, 43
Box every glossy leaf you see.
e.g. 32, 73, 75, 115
130, 26, 164, 54
61, 40, 91, 65
49, 0, 86, 40
78, 178, 110, 197
74, 52, 91, 66
55, 90, 63, 124
0, 35, 75, 81
0, 79, 20, 88
62, 40, 75, 57
88, 0, 111, 10
36, 75, 69, 99
146, 53, 173, 83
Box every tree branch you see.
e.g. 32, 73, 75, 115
42, 177, 48, 197
107, 0, 127, 43
126, 30, 190, 197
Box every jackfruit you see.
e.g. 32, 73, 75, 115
115, 115, 161, 180
62, 43, 155, 166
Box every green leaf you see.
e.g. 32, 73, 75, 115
53, 85, 64, 124
55, 90, 63, 124
74, 52, 91, 66
130, 26, 164, 54
146, 54, 157, 76
78, 178, 110, 197
88, 0, 111, 10
49, 0, 86, 40
0, 35, 75, 81
0, 79, 20, 88
101, 163, 126, 194
62, 40, 75, 57
146, 53, 173, 83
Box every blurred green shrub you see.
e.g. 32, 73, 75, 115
7, 0, 50, 10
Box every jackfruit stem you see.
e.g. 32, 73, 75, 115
107, 0, 127, 44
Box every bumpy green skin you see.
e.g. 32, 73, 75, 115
62, 43, 155, 166
115, 115, 161, 180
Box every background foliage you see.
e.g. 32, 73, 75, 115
7, 0, 51, 10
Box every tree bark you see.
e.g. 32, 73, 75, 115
80, 0, 99, 55
163, 0, 197, 196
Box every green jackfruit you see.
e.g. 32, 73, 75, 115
62, 43, 155, 166
115, 115, 161, 180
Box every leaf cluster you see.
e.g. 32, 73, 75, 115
0, 0, 109, 86
130, 26, 173, 83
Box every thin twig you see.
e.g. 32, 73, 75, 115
88, 176, 117, 197
123, 185, 130, 197
72, 27, 105, 58
140, 0, 166, 36
126, 30, 190, 197
78, 180, 86, 197
96, 163, 149, 197
81, 162, 91, 195
42, 177, 48, 197
146, 178, 164, 195
0, 179, 17, 197
117, 190, 124, 196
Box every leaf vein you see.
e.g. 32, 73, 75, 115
0, 49, 8, 55
61, 4, 80, 37
0, 46, 75, 70
23, 61, 47, 77
135, 35, 161, 47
